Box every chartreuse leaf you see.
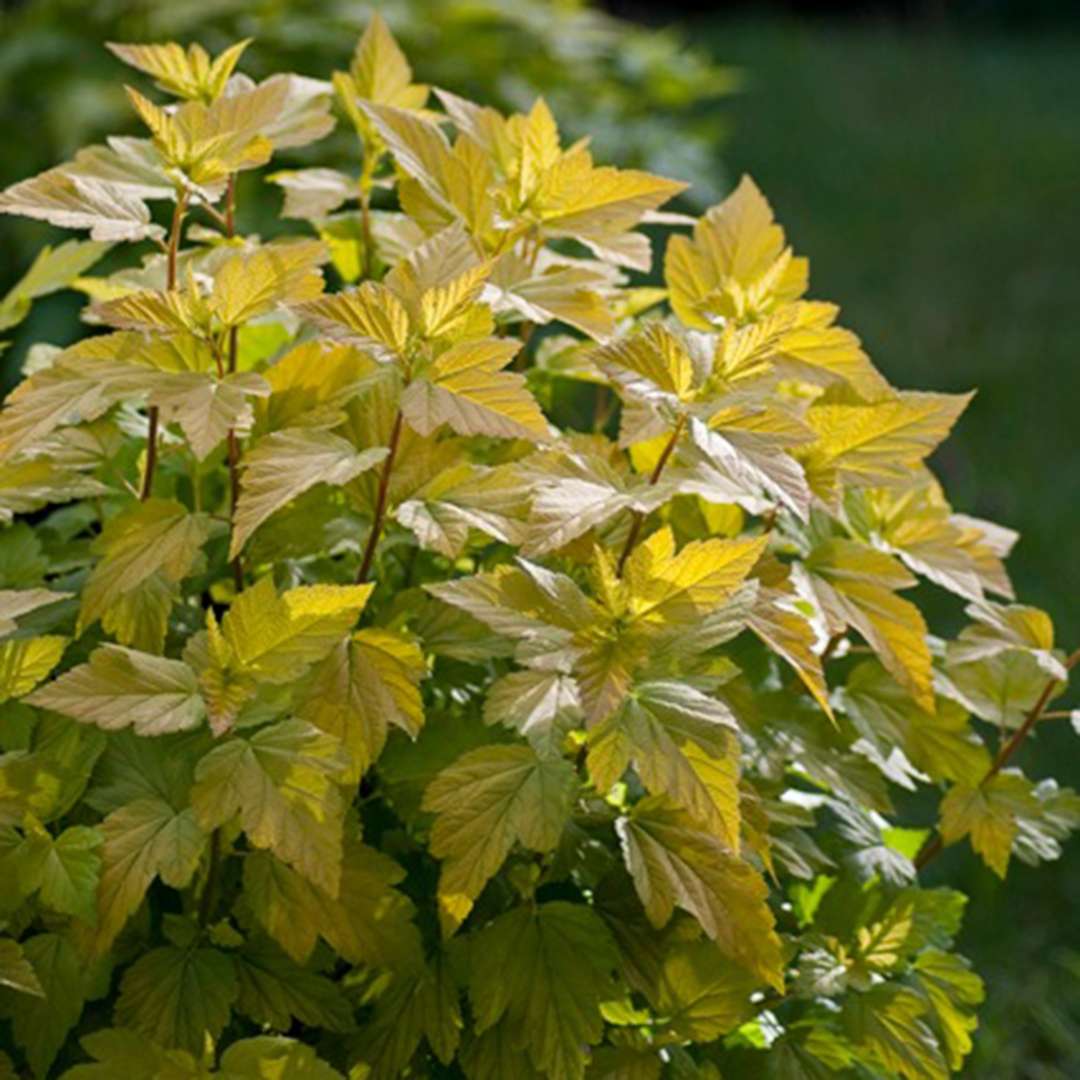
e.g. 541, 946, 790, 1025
192, 577, 372, 731
0, 636, 67, 702
78, 498, 212, 646
588, 683, 741, 845
654, 942, 759, 1042
298, 628, 426, 781
114, 943, 237, 1055
124, 86, 274, 186
218, 578, 371, 681
618, 797, 784, 989
0, 165, 164, 243
231, 430, 388, 557
939, 771, 1038, 877
0, 239, 111, 333
468, 901, 618, 1080
747, 581, 832, 719
243, 839, 420, 968
912, 949, 984, 1072
0, 938, 42, 996
218, 1037, 345, 1078
191, 719, 349, 894
422, 744, 577, 932
0, 588, 69, 636
28, 646, 206, 736
401, 338, 550, 441
623, 527, 768, 630
843, 983, 948, 1080
10, 821, 102, 922
210, 240, 326, 327
94, 797, 207, 953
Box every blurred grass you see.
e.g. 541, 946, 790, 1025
694, 17, 1080, 1076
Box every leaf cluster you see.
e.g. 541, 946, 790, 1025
0, 17, 1075, 1080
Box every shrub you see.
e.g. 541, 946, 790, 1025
0, 18, 1075, 1080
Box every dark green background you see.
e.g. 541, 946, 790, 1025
1, 3, 1078, 1074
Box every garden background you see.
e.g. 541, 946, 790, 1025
0, 0, 1077, 1074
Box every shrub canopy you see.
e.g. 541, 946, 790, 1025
0, 17, 1075, 1080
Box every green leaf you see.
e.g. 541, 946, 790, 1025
618, 798, 784, 989
233, 937, 352, 1033
1, 933, 85, 1077
28, 646, 206, 736
243, 839, 420, 968
54, 1028, 197, 1080
191, 719, 348, 894
114, 943, 237, 1055
469, 901, 618, 1080
354, 956, 462, 1079
422, 744, 578, 933
841, 660, 989, 784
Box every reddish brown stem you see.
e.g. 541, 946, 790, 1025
915, 646, 1080, 871
222, 175, 245, 591
141, 190, 189, 501
616, 416, 686, 577
356, 410, 404, 584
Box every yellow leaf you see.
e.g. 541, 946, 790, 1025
594, 321, 695, 401
625, 527, 768, 629
401, 338, 550, 442
298, 281, 411, 360
664, 175, 808, 328
809, 539, 934, 711
107, 40, 251, 103
210, 240, 326, 327
348, 14, 428, 110
0, 636, 67, 703
125, 87, 273, 186
803, 391, 973, 504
